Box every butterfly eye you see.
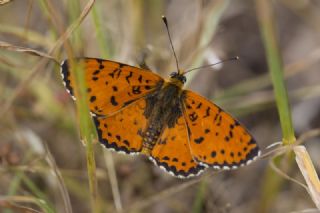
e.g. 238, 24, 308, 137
170, 72, 178, 77
180, 76, 187, 83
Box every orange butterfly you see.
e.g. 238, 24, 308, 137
60, 18, 260, 178
60, 57, 260, 178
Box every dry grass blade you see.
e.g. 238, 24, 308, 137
256, 128, 319, 161
0, 0, 95, 117
0, 200, 41, 213
23, 0, 34, 38
290, 208, 320, 213
0, 41, 59, 64
263, 128, 320, 180
269, 154, 308, 190
0, 196, 46, 213
103, 151, 123, 213
0, 0, 13, 5
294, 146, 320, 209
265, 129, 320, 210
44, 144, 73, 213
52, 0, 95, 55
296, 128, 320, 146
259, 145, 287, 160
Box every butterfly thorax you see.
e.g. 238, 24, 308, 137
141, 79, 185, 155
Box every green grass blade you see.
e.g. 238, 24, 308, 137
72, 60, 99, 213
192, 180, 208, 213
255, 1, 297, 212
91, 4, 123, 212
20, 173, 55, 213
256, 0, 296, 145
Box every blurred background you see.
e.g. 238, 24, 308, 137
1, 0, 320, 212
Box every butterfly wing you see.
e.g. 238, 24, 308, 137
60, 58, 164, 116
150, 115, 206, 178
93, 97, 148, 154
182, 90, 260, 169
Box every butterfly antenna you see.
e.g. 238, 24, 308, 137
183, 56, 239, 75
162, 15, 180, 74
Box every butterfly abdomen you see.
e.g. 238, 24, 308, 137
141, 82, 184, 155
141, 125, 161, 155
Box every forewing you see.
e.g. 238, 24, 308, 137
150, 116, 206, 178
60, 58, 164, 116
182, 90, 260, 169
93, 98, 148, 154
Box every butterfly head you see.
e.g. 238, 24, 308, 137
169, 71, 186, 86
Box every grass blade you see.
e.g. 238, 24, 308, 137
256, 0, 296, 145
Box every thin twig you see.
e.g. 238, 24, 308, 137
0, 41, 60, 64
269, 154, 308, 190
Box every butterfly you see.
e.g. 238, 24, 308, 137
60, 57, 261, 178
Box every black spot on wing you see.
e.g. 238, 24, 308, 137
109, 68, 121, 79
93, 70, 100, 75
125, 71, 133, 83
211, 151, 216, 158
90, 96, 96, 102
112, 86, 118, 92
110, 96, 118, 106
229, 131, 233, 138
196, 102, 202, 109
162, 156, 170, 161
188, 112, 198, 122
203, 107, 211, 118
194, 137, 204, 144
